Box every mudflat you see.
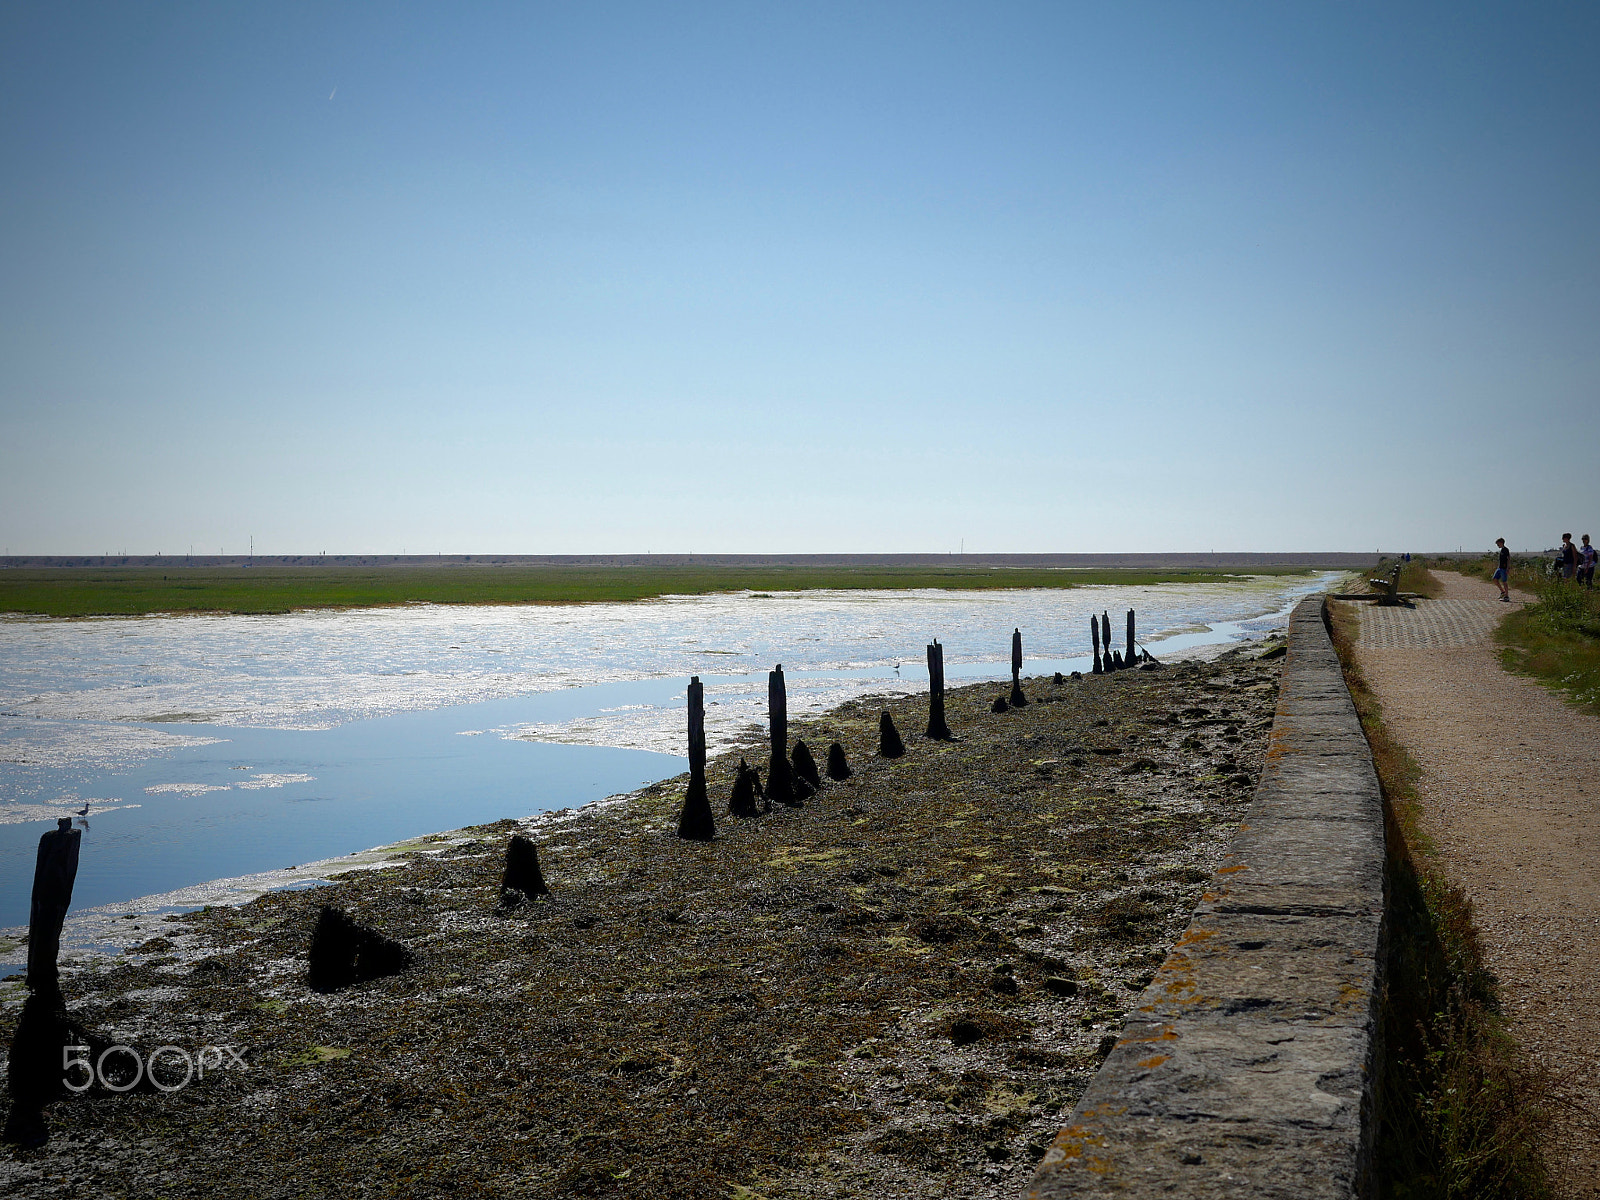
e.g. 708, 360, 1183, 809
1, 651, 1283, 1199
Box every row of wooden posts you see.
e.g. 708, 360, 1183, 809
676, 610, 1150, 842
5, 609, 1152, 1143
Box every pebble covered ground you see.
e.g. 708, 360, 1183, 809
1, 648, 1285, 1199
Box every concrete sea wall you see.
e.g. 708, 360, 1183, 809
1025, 595, 1386, 1199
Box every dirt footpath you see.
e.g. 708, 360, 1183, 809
1350, 572, 1599, 1196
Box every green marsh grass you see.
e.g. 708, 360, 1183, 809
0, 564, 1315, 618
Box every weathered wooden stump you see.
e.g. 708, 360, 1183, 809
1091, 615, 1103, 674
925, 640, 953, 740
1126, 609, 1136, 666
502, 834, 552, 901
25, 818, 80, 1002
991, 694, 1009, 713
792, 739, 822, 791
3, 819, 86, 1148
676, 676, 715, 841
1010, 628, 1027, 707
306, 905, 413, 992
767, 665, 799, 806
728, 757, 764, 816
1102, 611, 1114, 669
878, 712, 905, 758
826, 742, 853, 780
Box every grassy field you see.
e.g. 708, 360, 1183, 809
0, 564, 1318, 618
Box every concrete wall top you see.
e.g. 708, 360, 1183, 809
1024, 595, 1385, 1200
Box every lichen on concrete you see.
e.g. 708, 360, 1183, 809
1025, 596, 1385, 1200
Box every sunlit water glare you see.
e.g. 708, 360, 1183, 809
0, 576, 1335, 953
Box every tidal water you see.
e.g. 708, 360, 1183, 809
0, 575, 1336, 963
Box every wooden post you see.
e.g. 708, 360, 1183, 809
1126, 609, 1136, 666
1102, 610, 1114, 669
925, 640, 952, 739
1010, 628, 1027, 707
501, 835, 552, 899
25, 819, 80, 1001
768, 665, 796, 804
677, 676, 715, 840
878, 712, 905, 758
1091, 615, 1103, 674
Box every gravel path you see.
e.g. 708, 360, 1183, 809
1350, 573, 1599, 1196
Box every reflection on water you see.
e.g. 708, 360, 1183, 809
0, 576, 1334, 943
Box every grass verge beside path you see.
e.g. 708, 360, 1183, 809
0, 564, 1316, 618
1441, 556, 1600, 716
1326, 601, 1550, 1200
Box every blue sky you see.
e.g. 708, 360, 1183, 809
3, 2, 1597, 554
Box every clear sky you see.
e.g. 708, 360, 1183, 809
3, 2, 1597, 555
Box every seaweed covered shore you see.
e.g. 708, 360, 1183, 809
2, 647, 1285, 1199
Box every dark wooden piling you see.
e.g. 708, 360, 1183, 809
502, 834, 552, 900
25, 818, 81, 1002
826, 742, 853, 780
676, 676, 715, 840
307, 905, 413, 992
1091, 615, 1103, 674
1010, 628, 1027, 707
728, 758, 764, 816
3, 818, 85, 1148
1126, 609, 1136, 666
925, 640, 953, 740
1102, 611, 1114, 669
792, 739, 822, 790
878, 712, 905, 758
768, 665, 798, 805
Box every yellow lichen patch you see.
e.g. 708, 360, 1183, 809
1136, 1054, 1171, 1069
1337, 983, 1368, 1008
1173, 927, 1217, 949
982, 1083, 1038, 1116
764, 846, 850, 870
1215, 864, 1249, 875
1117, 1025, 1179, 1046
880, 935, 932, 955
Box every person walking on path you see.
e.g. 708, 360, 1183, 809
1560, 533, 1578, 581
1493, 538, 1512, 601
1580, 535, 1596, 589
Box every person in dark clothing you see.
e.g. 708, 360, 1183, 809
1493, 538, 1511, 601
1560, 533, 1578, 581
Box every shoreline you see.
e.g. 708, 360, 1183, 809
0, 583, 1337, 967
4, 642, 1287, 1197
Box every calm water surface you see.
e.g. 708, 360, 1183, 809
0, 577, 1336, 957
